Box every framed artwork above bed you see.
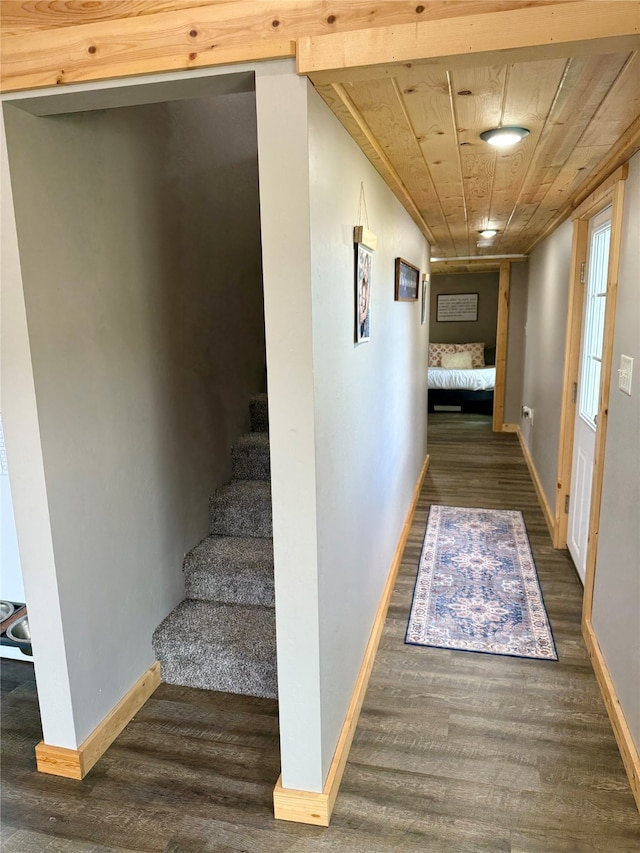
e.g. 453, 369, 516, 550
436, 292, 478, 322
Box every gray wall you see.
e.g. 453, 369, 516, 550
430, 272, 498, 346
504, 262, 528, 424
3, 92, 264, 746
520, 217, 573, 503
520, 157, 639, 753
592, 151, 640, 750
256, 68, 429, 792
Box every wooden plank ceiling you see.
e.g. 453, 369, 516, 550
2, 2, 639, 260
314, 50, 639, 258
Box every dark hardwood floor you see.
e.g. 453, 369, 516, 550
2, 414, 638, 852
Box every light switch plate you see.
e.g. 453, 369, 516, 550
618, 354, 633, 396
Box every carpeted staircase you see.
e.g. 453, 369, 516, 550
152, 394, 277, 699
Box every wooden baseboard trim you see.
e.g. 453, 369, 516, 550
273, 453, 430, 826
583, 617, 640, 811
502, 423, 518, 433
35, 660, 161, 780
516, 427, 555, 540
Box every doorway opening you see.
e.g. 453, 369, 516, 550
1, 69, 268, 759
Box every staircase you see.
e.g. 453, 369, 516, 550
152, 394, 277, 699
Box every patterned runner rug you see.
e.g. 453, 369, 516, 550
406, 505, 557, 660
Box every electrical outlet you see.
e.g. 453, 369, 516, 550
521, 406, 534, 426
618, 355, 633, 396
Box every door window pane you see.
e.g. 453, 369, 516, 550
579, 216, 610, 428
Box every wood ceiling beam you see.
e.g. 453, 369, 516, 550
0, 1, 580, 93
299, 2, 640, 81
431, 256, 526, 275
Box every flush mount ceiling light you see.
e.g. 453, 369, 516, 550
480, 126, 530, 147
479, 229, 498, 238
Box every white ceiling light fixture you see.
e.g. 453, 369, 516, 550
479, 229, 498, 238
480, 126, 530, 147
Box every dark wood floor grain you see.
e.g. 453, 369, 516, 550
2, 414, 638, 851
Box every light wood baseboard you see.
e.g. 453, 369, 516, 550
516, 427, 555, 540
35, 660, 161, 780
583, 618, 640, 812
273, 453, 430, 826
502, 423, 518, 433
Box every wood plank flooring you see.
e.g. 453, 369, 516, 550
2, 414, 638, 851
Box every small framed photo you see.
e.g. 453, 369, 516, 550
355, 242, 372, 343
395, 258, 420, 302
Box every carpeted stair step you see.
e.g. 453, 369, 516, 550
152, 599, 277, 699
231, 431, 270, 481
210, 480, 272, 538
184, 535, 274, 606
249, 394, 269, 433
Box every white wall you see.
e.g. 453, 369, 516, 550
257, 66, 429, 791
309, 86, 430, 783
1, 110, 74, 742
520, 218, 573, 503
2, 92, 264, 747
255, 66, 324, 791
592, 151, 640, 750
0, 416, 25, 603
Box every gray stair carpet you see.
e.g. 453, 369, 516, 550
249, 393, 268, 433
210, 480, 272, 539
184, 535, 274, 606
231, 431, 270, 481
152, 600, 277, 699
153, 393, 276, 699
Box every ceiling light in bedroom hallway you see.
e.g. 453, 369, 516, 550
479, 229, 498, 238
480, 126, 530, 147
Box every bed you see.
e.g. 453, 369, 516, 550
428, 342, 496, 414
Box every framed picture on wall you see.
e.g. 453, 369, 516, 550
421, 274, 429, 324
355, 242, 372, 343
395, 258, 420, 301
437, 292, 479, 322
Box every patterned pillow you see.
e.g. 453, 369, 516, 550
455, 342, 485, 368
428, 342, 457, 367
441, 350, 473, 369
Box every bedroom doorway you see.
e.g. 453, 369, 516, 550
428, 260, 518, 433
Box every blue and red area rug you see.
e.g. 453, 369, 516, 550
406, 505, 557, 661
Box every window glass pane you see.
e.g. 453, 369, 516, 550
579, 220, 610, 427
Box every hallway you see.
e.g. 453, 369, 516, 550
1, 415, 639, 851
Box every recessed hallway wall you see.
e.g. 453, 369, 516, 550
2, 90, 265, 747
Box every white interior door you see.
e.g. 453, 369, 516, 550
567, 206, 611, 583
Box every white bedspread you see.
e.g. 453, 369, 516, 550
428, 366, 496, 391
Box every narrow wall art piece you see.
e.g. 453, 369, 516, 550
353, 183, 376, 345
421, 273, 429, 324
355, 241, 372, 343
